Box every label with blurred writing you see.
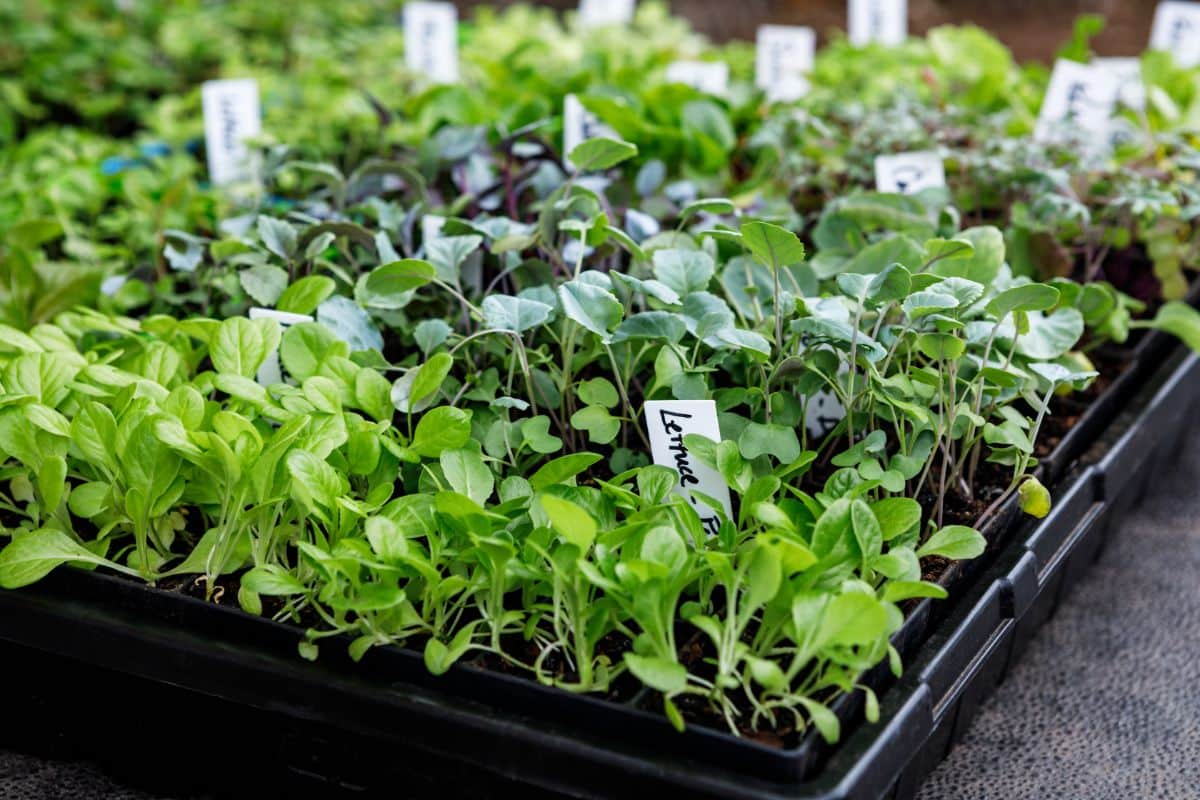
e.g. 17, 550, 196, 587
1034, 60, 1120, 153
202, 79, 261, 187
756, 25, 816, 102
875, 151, 946, 195
404, 2, 459, 83
1151, 1, 1200, 67
848, 0, 907, 47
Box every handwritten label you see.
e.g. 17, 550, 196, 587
563, 94, 619, 169
201, 79, 262, 187
848, 0, 907, 47
805, 389, 846, 441
756, 25, 816, 102
578, 0, 635, 27
874, 151, 946, 195
1034, 60, 1120, 152
665, 60, 730, 96
249, 307, 313, 386
404, 2, 459, 83
1151, 1, 1200, 67
644, 400, 733, 536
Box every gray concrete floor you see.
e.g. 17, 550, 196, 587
2, 431, 1198, 800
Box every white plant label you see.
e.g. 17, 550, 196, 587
578, 0, 635, 28
1095, 57, 1146, 110
422, 214, 447, 246
756, 25, 816, 103
1034, 60, 1120, 151
644, 400, 733, 537
100, 274, 129, 297
805, 389, 846, 441
665, 60, 730, 96
1151, 1, 1200, 68
404, 2, 459, 83
201, 79, 262, 187
848, 0, 907, 47
249, 307, 313, 386
563, 94, 619, 169
874, 151, 945, 195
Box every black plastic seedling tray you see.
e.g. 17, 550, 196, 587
0, 341, 1196, 800
877, 344, 1200, 800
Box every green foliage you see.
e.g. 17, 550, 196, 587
2, 1, 1198, 750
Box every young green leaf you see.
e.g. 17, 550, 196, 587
739, 220, 806, 269
539, 494, 597, 551
568, 137, 638, 172
917, 525, 987, 560
482, 295, 554, 333
0, 528, 133, 588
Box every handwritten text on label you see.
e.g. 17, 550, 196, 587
1034, 60, 1120, 154
404, 2, 459, 83
756, 25, 816, 103
644, 400, 733, 537
1151, 1, 1200, 68
201, 79, 261, 187
805, 389, 846, 441
874, 151, 946, 195
848, 0, 907, 47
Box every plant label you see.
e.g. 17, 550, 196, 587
805, 390, 846, 441
100, 274, 129, 297
404, 2, 459, 84
756, 25, 816, 103
874, 151, 945, 195
563, 94, 618, 169
578, 0, 635, 28
848, 0, 907, 47
1151, 1, 1200, 67
644, 400, 733, 536
665, 60, 730, 96
201, 79, 262, 187
249, 307, 313, 386
422, 214, 447, 246
1034, 60, 1120, 151
1094, 57, 1146, 110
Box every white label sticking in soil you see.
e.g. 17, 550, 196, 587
563, 94, 620, 170
249, 307, 314, 386
578, 0, 635, 28
404, 2, 459, 83
848, 0, 907, 47
665, 60, 730, 96
874, 151, 946, 195
644, 400, 733, 536
1151, 1, 1200, 68
1034, 60, 1121, 153
201, 79, 262, 187
756, 25, 816, 103
805, 388, 847, 442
